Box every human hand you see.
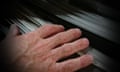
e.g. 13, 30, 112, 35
1, 24, 93, 72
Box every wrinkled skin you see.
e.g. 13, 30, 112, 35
1, 24, 93, 72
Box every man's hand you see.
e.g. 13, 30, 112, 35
1, 24, 93, 72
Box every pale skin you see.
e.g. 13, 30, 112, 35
1, 24, 93, 72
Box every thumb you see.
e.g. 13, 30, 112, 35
7, 24, 20, 38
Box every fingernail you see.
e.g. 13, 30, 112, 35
81, 38, 89, 44
88, 54, 94, 61
85, 54, 94, 63
10, 24, 16, 29
58, 25, 65, 29
11, 24, 17, 32
74, 28, 81, 32
70, 28, 81, 36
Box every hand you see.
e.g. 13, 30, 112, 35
1, 24, 93, 72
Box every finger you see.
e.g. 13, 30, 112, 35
55, 54, 93, 72
7, 24, 20, 38
27, 29, 82, 57
45, 28, 82, 50
36, 24, 64, 38
50, 38, 89, 61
